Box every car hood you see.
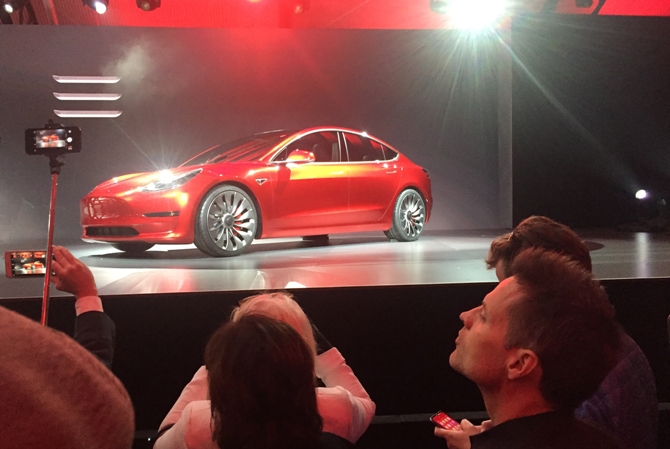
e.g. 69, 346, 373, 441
89, 167, 201, 193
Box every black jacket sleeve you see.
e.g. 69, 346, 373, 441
74, 311, 116, 369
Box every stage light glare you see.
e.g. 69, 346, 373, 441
636, 189, 648, 200
136, 0, 160, 11
3, 0, 29, 14
450, 0, 508, 30
83, 0, 108, 14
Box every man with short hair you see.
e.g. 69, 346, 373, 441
486, 215, 592, 279
481, 216, 658, 449
436, 248, 623, 448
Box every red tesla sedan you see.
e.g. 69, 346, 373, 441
80, 127, 432, 257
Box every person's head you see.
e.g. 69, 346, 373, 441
205, 314, 322, 449
450, 248, 620, 412
230, 291, 317, 356
0, 306, 134, 449
486, 215, 592, 280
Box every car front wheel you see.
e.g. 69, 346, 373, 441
194, 185, 258, 257
386, 189, 426, 242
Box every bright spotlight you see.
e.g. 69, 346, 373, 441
450, 0, 508, 30
83, 0, 108, 14
3, 0, 29, 14
94, 0, 107, 13
136, 0, 160, 11
635, 189, 648, 200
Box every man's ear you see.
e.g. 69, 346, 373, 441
506, 348, 539, 380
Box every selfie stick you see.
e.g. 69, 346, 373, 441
40, 127, 65, 326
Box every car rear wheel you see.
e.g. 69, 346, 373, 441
386, 189, 426, 242
111, 242, 155, 253
194, 185, 258, 257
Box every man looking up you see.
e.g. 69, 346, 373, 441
437, 248, 623, 448
481, 216, 657, 449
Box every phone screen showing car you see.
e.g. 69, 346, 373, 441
430, 411, 461, 431
5, 250, 48, 277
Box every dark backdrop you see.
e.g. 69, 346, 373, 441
511, 15, 670, 228
0, 27, 501, 245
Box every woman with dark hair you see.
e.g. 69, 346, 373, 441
160, 314, 352, 449
206, 314, 322, 449
155, 292, 374, 448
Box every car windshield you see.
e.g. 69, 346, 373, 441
180, 130, 295, 167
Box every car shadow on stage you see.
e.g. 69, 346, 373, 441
79, 235, 419, 269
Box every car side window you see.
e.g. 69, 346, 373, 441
276, 131, 339, 163
343, 133, 384, 162
382, 145, 398, 161
273, 148, 289, 162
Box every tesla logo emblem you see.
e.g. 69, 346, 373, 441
52, 75, 122, 118
255, 179, 267, 186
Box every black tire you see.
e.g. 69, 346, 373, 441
384, 230, 397, 240
387, 189, 426, 242
194, 185, 258, 257
111, 242, 155, 253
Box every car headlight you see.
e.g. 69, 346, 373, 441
139, 168, 202, 192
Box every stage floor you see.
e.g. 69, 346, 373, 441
2, 229, 670, 300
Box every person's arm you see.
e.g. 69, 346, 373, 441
50, 245, 116, 369
74, 305, 116, 369
315, 347, 376, 442
434, 419, 489, 449
316, 348, 370, 400
154, 401, 203, 449
158, 366, 210, 435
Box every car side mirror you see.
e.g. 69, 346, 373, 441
286, 149, 315, 163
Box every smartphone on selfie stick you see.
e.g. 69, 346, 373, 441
21, 121, 81, 326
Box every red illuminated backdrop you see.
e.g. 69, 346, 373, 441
20, 0, 670, 29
